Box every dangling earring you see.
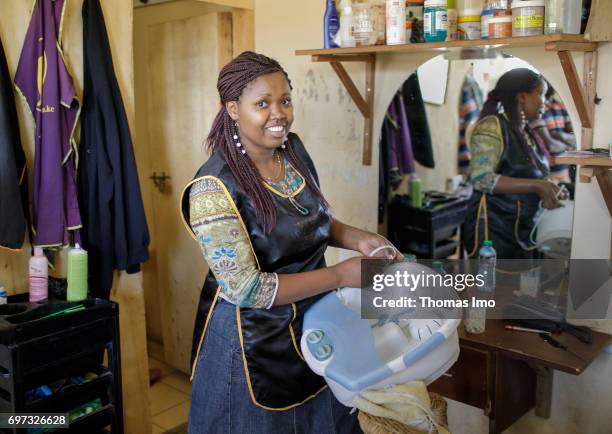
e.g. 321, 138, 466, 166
233, 122, 246, 154
281, 136, 287, 149
520, 109, 527, 126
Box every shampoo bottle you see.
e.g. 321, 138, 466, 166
67, 244, 88, 301
29, 247, 48, 302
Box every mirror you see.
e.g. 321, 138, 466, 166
380, 54, 576, 261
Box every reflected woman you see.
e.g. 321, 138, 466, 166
463, 68, 567, 259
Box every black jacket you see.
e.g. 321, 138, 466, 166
78, 0, 150, 298
0, 37, 29, 250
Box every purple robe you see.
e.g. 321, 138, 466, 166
14, 0, 81, 247
386, 93, 415, 189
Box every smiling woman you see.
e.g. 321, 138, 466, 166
179, 51, 399, 433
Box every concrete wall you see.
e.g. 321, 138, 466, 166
254, 1, 611, 432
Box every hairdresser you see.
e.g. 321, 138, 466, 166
180, 52, 399, 433
463, 68, 568, 260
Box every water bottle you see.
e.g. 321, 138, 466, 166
478, 240, 496, 293
466, 240, 496, 334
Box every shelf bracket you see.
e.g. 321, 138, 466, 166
312, 54, 376, 165
555, 50, 597, 135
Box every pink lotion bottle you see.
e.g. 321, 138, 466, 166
29, 247, 48, 302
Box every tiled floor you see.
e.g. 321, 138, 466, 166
148, 356, 192, 433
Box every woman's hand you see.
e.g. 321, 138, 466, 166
534, 180, 565, 209
356, 233, 401, 259
333, 256, 366, 288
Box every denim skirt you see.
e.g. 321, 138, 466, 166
188, 299, 363, 434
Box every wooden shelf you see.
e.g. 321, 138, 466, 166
553, 151, 612, 217
296, 34, 597, 57
554, 152, 612, 167
296, 34, 599, 165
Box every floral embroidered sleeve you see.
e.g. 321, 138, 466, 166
469, 116, 503, 194
189, 177, 278, 309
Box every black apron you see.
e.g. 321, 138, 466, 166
181, 133, 329, 410
463, 114, 550, 259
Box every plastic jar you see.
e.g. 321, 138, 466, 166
511, 0, 545, 37
458, 13, 481, 40
489, 15, 513, 38
354, 3, 376, 46
480, 7, 494, 39
424, 0, 448, 42
545, 0, 582, 34
372, 0, 387, 45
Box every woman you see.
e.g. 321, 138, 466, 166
463, 68, 566, 259
180, 52, 398, 433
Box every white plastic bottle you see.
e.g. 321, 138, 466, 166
386, 0, 406, 45
29, 247, 48, 302
338, 0, 357, 47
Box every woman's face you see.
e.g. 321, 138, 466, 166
518, 80, 547, 122
226, 72, 294, 153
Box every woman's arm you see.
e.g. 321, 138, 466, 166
272, 256, 363, 305
493, 176, 564, 209
329, 218, 399, 259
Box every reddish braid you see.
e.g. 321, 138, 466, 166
206, 51, 328, 234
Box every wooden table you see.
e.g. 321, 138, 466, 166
428, 320, 611, 434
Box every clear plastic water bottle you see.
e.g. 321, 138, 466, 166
478, 240, 496, 293
466, 240, 496, 334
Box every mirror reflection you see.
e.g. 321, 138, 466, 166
380, 55, 576, 260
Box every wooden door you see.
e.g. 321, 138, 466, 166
145, 12, 232, 372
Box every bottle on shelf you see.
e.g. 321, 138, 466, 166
447, 0, 458, 40
354, 2, 376, 46
338, 0, 357, 47
29, 247, 48, 302
424, 0, 449, 42
67, 244, 88, 302
386, 0, 407, 45
324, 0, 340, 49
545, 0, 582, 34
409, 174, 423, 208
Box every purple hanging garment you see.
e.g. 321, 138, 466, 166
14, 0, 81, 248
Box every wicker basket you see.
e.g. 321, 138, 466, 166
357, 392, 448, 434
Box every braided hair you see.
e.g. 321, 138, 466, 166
479, 68, 546, 165
206, 51, 329, 233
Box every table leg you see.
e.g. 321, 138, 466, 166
532, 365, 554, 418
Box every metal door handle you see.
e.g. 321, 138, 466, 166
150, 171, 171, 193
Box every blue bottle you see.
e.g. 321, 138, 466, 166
478, 240, 497, 293
324, 0, 340, 49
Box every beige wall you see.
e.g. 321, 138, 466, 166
0, 2, 150, 432
254, 1, 611, 432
